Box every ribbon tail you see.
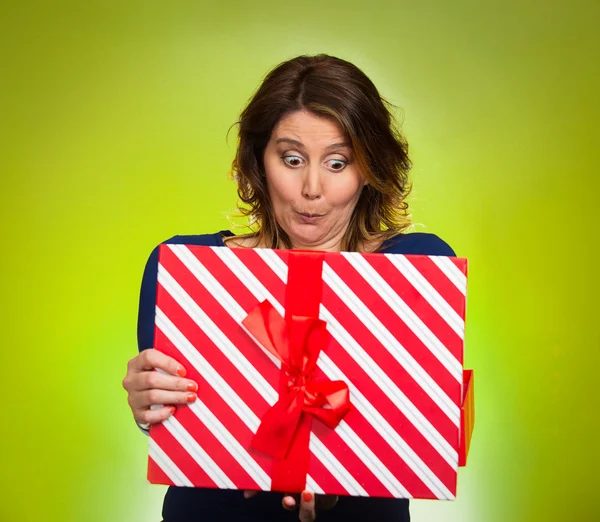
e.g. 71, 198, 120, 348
270, 412, 312, 493
250, 390, 303, 460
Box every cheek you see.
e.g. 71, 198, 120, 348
265, 165, 298, 204
326, 175, 364, 207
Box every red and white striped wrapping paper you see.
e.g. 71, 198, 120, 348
148, 244, 471, 500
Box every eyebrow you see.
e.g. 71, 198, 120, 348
275, 138, 351, 151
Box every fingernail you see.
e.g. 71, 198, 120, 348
177, 366, 187, 377
186, 382, 198, 392
186, 393, 197, 403
169, 406, 176, 415
302, 491, 313, 502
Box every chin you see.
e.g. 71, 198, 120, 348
287, 227, 324, 247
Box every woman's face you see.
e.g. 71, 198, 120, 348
263, 110, 366, 251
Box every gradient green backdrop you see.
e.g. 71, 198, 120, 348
2, 1, 598, 521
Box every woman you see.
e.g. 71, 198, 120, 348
123, 54, 455, 522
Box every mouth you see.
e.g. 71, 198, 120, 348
294, 210, 325, 223
297, 212, 324, 218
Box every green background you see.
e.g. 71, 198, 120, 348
2, 1, 598, 521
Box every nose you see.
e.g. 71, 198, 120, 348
302, 164, 322, 200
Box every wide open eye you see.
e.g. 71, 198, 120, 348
282, 155, 304, 167
326, 158, 347, 172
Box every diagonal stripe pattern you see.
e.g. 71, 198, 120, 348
148, 245, 468, 500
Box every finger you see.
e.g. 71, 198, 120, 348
243, 490, 258, 499
133, 389, 197, 410
135, 405, 176, 426
135, 370, 197, 393
129, 349, 187, 376
299, 491, 316, 522
282, 494, 299, 511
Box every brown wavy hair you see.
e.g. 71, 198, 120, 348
230, 54, 412, 252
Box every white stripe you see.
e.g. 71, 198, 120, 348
321, 307, 458, 467
430, 256, 467, 294
384, 254, 465, 337
254, 248, 289, 282
340, 254, 463, 379
319, 350, 455, 499
332, 418, 414, 498
158, 257, 361, 495
322, 263, 460, 418
259, 252, 456, 498
158, 263, 278, 405
149, 438, 193, 487
228, 254, 434, 498
210, 246, 286, 317
168, 245, 246, 321
168, 245, 281, 367
189, 399, 271, 490
183, 247, 394, 494
305, 475, 324, 494
156, 307, 262, 431
163, 415, 236, 489
309, 433, 369, 496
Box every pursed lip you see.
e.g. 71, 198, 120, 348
295, 210, 325, 218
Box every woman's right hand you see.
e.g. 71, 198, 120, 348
122, 348, 198, 426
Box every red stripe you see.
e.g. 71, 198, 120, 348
153, 326, 274, 488
305, 453, 348, 496
159, 247, 281, 390
407, 256, 466, 316
176, 404, 266, 490
151, 424, 219, 488
147, 455, 176, 486
319, 279, 459, 447
228, 248, 288, 301
156, 247, 283, 489
310, 409, 433, 498
274, 248, 290, 266
153, 319, 269, 453
152, 245, 461, 498
203, 250, 418, 496
189, 246, 286, 313
317, 336, 457, 495
154, 301, 273, 431
326, 255, 461, 393
307, 387, 407, 497
231, 252, 453, 497
449, 257, 467, 274
367, 254, 464, 362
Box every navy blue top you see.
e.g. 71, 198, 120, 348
137, 230, 455, 522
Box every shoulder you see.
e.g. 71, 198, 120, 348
161, 230, 233, 248
145, 230, 233, 259
140, 230, 233, 276
136, 230, 233, 350
380, 232, 456, 256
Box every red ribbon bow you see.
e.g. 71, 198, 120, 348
241, 250, 352, 492
243, 300, 351, 461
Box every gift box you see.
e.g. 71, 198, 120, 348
148, 244, 474, 500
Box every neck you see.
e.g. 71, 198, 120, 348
289, 226, 348, 252
290, 237, 344, 252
